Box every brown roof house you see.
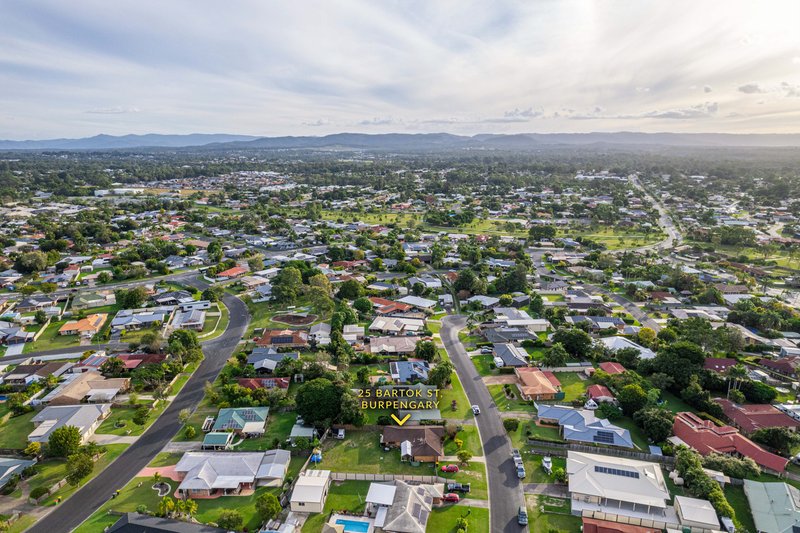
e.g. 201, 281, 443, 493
254, 329, 309, 349
514, 367, 561, 401
41, 371, 130, 405
381, 426, 445, 463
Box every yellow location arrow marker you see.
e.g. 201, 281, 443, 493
391, 413, 411, 426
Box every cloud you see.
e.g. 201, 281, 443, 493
569, 101, 718, 120
357, 117, 396, 126
738, 83, 766, 94
704, 85, 713, 93
84, 106, 140, 114
302, 119, 331, 127
781, 82, 800, 97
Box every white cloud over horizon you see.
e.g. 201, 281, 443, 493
1, 0, 800, 139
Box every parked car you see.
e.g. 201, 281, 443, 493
471, 405, 481, 415
443, 493, 460, 503
480, 347, 492, 354
542, 456, 553, 474
518, 506, 528, 525
441, 464, 459, 473
516, 465, 526, 479
446, 482, 471, 493
335, 428, 345, 439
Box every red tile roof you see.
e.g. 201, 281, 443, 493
598, 362, 626, 375
760, 356, 800, 375
716, 399, 800, 434
703, 357, 738, 373
237, 377, 290, 390
542, 371, 561, 389
587, 384, 614, 399
673, 411, 788, 472
582, 518, 659, 533
217, 266, 247, 278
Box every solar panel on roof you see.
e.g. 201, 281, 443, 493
594, 465, 639, 478
593, 430, 615, 444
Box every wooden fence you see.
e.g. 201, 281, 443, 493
527, 438, 675, 466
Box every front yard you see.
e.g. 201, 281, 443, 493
427, 504, 490, 533
320, 430, 438, 475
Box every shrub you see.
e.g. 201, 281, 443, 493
184, 426, 196, 439
503, 418, 520, 432
30, 486, 49, 500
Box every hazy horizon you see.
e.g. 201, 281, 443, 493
3, 0, 800, 139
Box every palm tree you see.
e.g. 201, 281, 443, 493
152, 471, 162, 486
183, 498, 198, 518
726, 364, 748, 399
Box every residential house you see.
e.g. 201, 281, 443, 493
201, 432, 234, 451
760, 356, 800, 377
70, 291, 116, 310
174, 452, 274, 497
483, 326, 539, 344
257, 449, 292, 487
58, 313, 107, 337
743, 480, 800, 533
237, 377, 290, 390
537, 404, 633, 448
514, 367, 560, 400
492, 307, 550, 332
40, 372, 130, 405
370, 336, 420, 355
703, 357, 738, 374
672, 411, 787, 473
172, 309, 206, 331
369, 297, 413, 316
364, 480, 443, 532
368, 317, 425, 336
567, 451, 672, 521
309, 323, 331, 346
247, 347, 299, 374
598, 336, 656, 360
108, 513, 226, 533
152, 290, 195, 306
212, 407, 269, 437
215, 266, 248, 280
389, 360, 430, 383
1, 362, 72, 389
0, 458, 36, 491
290, 469, 331, 513
597, 362, 626, 375
673, 496, 720, 531
342, 323, 364, 345
396, 295, 437, 312
253, 329, 309, 349
251, 283, 273, 303
585, 384, 615, 405
566, 316, 625, 332
0, 323, 35, 345
111, 307, 173, 331
492, 343, 529, 368
28, 403, 111, 443
716, 399, 800, 434
381, 426, 445, 463
581, 518, 659, 533
466, 295, 501, 309
16, 295, 58, 313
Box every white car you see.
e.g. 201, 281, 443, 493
336, 428, 345, 439
471, 405, 481, 415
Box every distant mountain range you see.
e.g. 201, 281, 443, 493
3, 131, 800, 151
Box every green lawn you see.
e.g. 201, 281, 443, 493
30, 444, 129, 506
0, 411, 36, 449
487, 384, 536, 413
553, 372, 586, 401
524, 454, 566, 483
95, 404, 165, 436
440, 373, 473, 420
23, 320, 82, 352
301, 480, 372, 533
443, 425, 483, 456
426, 504, 490, 533
527, 495, 581, 533
199, 302, 230, 342
75, 475, 278, 533
148, 452, 183, 467
725, 485, 756, 533
437, 461, 488, 500
613, 417, 651, 450
320, 430, 438, 475
3, 515, 36, 533
235, 411, 297, 451
528, 422, 563, 441
471, 354, 496, 377
658, 390, 694, 413
173, 397, 218, 442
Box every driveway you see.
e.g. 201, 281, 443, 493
483, 375, 517, 385
441, 315, 528, 533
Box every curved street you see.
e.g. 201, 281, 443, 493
440, 315, 527, 533
27, 281, 250, 533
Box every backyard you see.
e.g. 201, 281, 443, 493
300, 480, 371, 533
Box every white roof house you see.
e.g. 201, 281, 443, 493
674, 495, 719, 530
567, 451, 670, 515
396, 295, 437, 310
366, 482, 397, 506
290, 469, 331, 513
29, 403, 111, 443
598, 336, 656, 360
175, 452, 263, 494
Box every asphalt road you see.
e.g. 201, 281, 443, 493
440, 315, 526, 533
29, 282, 250, 533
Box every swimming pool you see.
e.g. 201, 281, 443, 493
334, 518, 371, 533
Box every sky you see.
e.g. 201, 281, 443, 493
2, 0, 800, 139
